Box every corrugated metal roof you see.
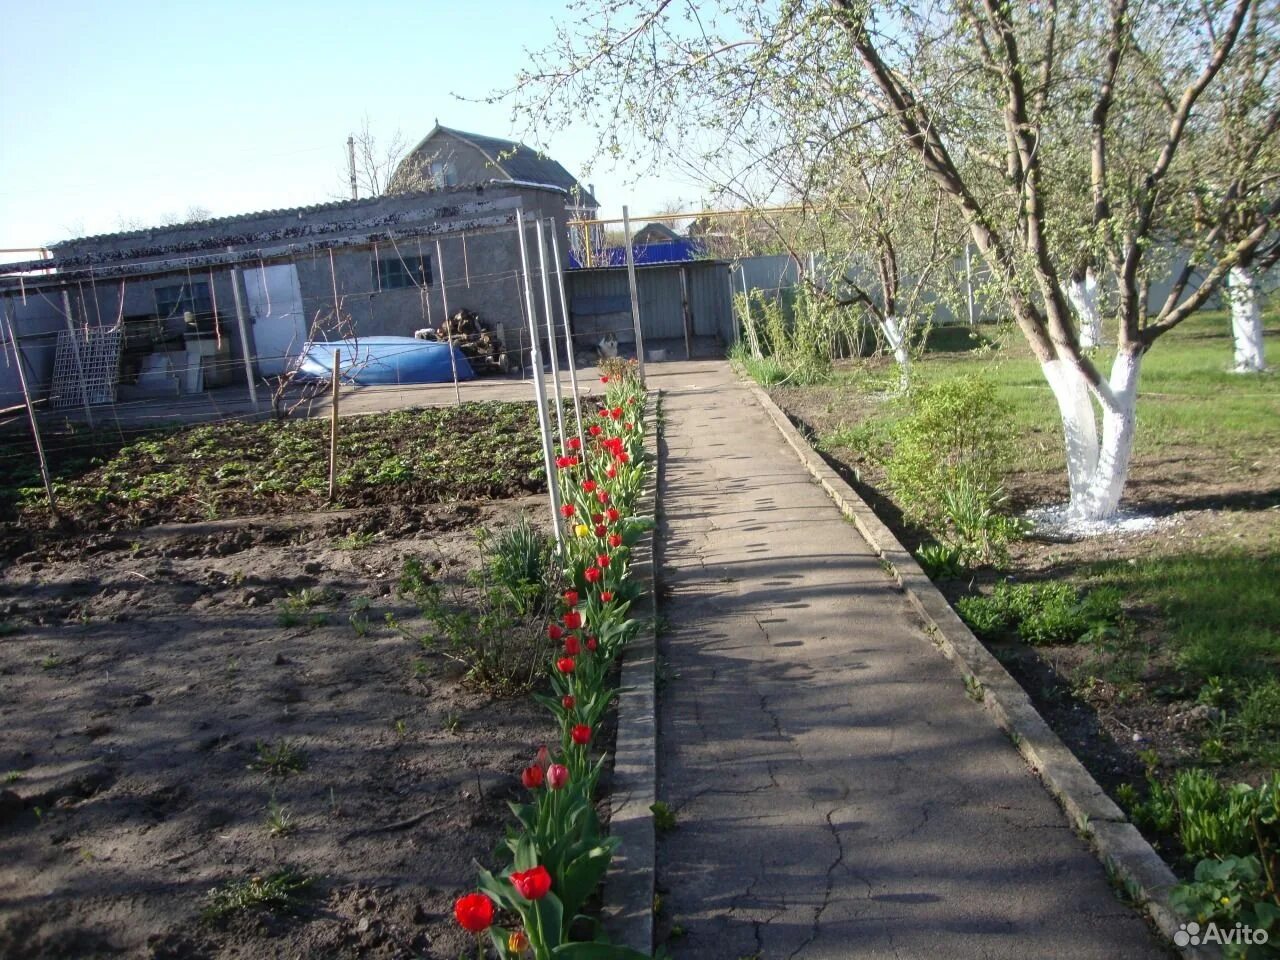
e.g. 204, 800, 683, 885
45, 180, 567, 250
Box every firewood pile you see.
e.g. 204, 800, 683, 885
415, 308, 508, 374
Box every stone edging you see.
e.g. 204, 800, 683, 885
602, 389, 662, 953
746, 381, 1213, 960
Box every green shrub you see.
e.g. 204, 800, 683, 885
956, 580, 1125, 646
478, 515, 554, 616
883, 375, 1013, 529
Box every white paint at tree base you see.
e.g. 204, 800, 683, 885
880, 313, 910, 388
1041, 350, 1142, 523
1024, 503, 1181, 540
1067, 269, 1102, 348
1228, 265, 1266, 372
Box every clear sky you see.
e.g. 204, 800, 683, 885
0, 0, 696, 257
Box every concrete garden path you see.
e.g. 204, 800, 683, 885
646, 360, 1166, 959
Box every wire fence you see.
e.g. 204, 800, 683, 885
0, 215, 657, 515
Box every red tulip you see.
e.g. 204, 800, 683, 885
547, 763, 570, 790
510, 865, 553, 901
454, 892, 494, 932
561, 694, 575, 709
591, 512, 604, 524
617, 452, 630, 464
548, 623, 564, 641
521, 765, 544, 789
586, 636, 598, 651
606, 507, 620, 522
624, 422, 634, 431
564, 635, 581, 655
563, 610, 582, 630
560, 503, 575, 518
555, 455, 572, 469
600, 591, 613, 602
611, 407, 624, 419
557, 656, 576, 673
596, 554, 610, 568
567, 437, 582, 451
594, 524, 607, 537
605, 466, 617, 479
571, 724, 592, 745
582, 480, 597, 493
563, 590, 579, 607
596, 490, 610, 504
597, 408, 609, 418
536, 745, 550, 769
584, 567, 601, 584
609, 533, 623, 548
589, 424, 603, 437
600, 375, 610, 383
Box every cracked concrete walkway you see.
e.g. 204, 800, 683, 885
649, 360, 1166, 959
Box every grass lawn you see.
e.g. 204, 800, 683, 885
768, 306, 1280, 792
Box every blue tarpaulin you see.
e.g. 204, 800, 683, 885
295, 336, 475, 385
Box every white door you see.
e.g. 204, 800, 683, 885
243, 263, 307, 375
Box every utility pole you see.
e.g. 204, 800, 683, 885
347, 136, 358, 200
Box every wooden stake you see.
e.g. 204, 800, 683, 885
328, 349, 340, 501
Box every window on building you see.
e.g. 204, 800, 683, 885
429, 160, 457, 188
154, 280, 212, 319
374, 253, 433, 290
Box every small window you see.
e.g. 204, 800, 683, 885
374, 253, 433, 290
429, 160, 457, 188
154, 280, 212, 319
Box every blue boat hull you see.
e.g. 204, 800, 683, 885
296, 337, 475, 385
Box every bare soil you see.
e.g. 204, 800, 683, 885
0, 498, 558, 960
771, 377, 1280, 808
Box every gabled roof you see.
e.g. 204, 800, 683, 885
393, 125, 596, 207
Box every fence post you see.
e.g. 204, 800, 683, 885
549, 220, 587, 453
536, 218, 566, 446
435, 238, 462, 405
328, 349, 340, 501
621, 206, 647, 380
3, 298, 55, 510
230, 266, 260, 412
516, 209, 565, 550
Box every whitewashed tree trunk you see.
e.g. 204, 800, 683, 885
1041, 350, 1142, 523
879, 313, 910, 388
1066, 268, 1103, 349
1228, 265, 1266, 372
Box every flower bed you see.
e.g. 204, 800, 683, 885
453, 365, 655, 959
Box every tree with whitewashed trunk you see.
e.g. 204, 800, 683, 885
501, 0, 1278, 523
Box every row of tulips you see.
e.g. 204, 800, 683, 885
454, 370, 655, 959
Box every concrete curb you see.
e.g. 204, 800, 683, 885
602, 389, 661, 954
746, 381, 1210, 959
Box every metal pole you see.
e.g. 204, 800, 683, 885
230, 267, 260, 412
549, 220, 586, 454
3, 299, 55, 509
436, 239, 462, 404
348, 136, 358, 201
621, 205, 647, 380
679, 266, 693, 360
59, 288, 94, 427
328, 349, 340, 501
536, 219, 566, 448
515, 210, 564, 549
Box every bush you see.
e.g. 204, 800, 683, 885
883, 375, 1013, 529
956, 580, 1124, 646
478, 515, 554, 616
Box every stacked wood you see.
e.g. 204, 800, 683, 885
415, 309, 508, 374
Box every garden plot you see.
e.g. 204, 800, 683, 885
0, 405, 564, 960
